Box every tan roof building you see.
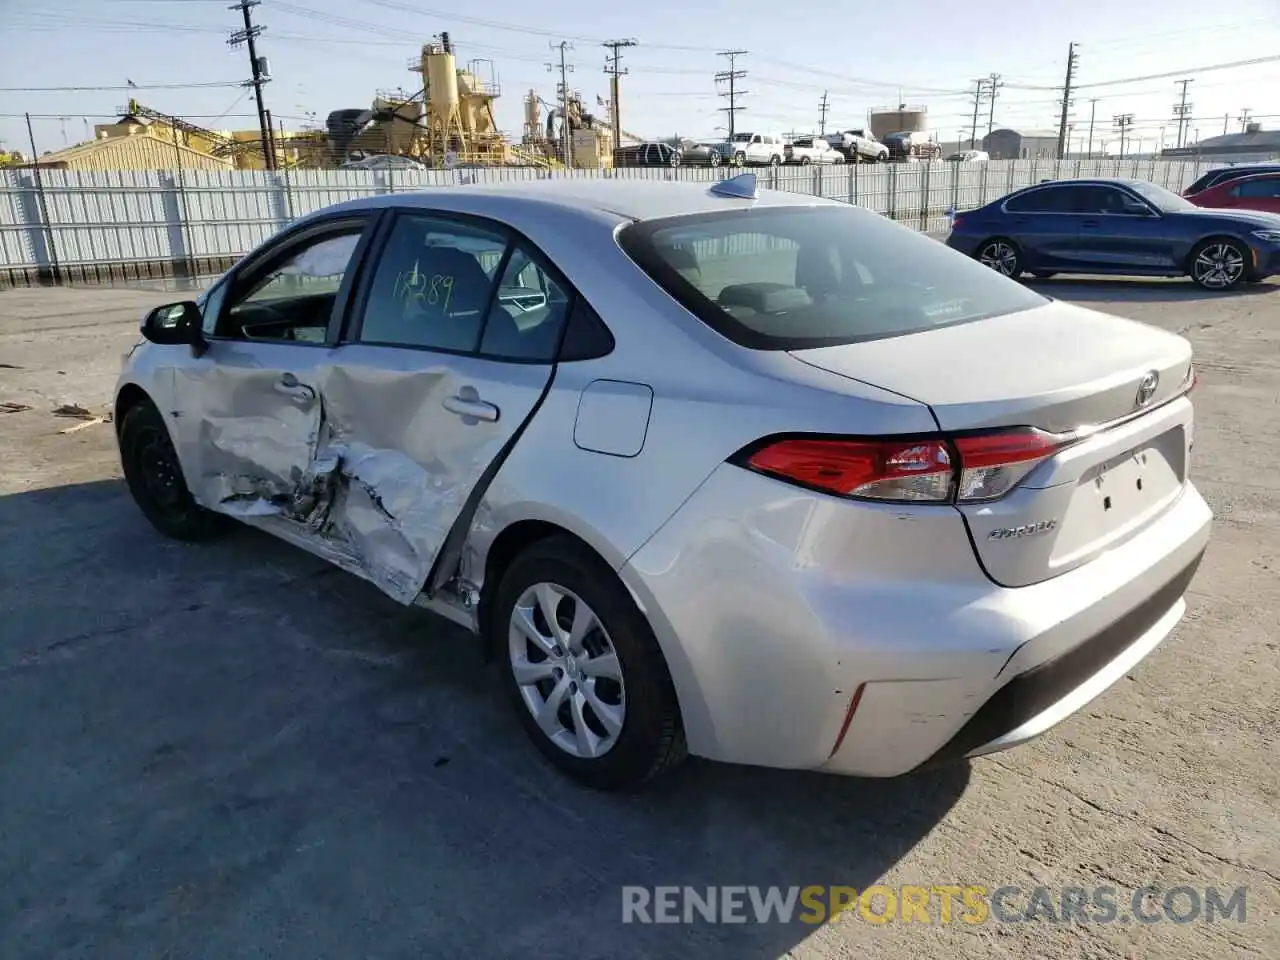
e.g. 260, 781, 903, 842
29, 124, 232, 172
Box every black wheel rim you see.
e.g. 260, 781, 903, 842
132, 423, 191, 518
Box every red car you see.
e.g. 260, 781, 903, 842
1187, 172, 1280, 214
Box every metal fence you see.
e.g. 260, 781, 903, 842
0, 157, 1218, 282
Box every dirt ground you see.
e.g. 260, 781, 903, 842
1, 279, 1277, 959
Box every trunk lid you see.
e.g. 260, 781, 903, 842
789, 300, 1195, 587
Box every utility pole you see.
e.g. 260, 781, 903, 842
1238, 107, 1253, 131
228, 0, 274, 170
1056, 41, 1079, 160
715, 50, 748, 140
1085, 98, 1098, 157
968, 77, 988, 149
1113, 113, 1135, 159
818, 91, 830, 136
1222, 113, 1229, 135
602, 38, 637, 154
546, 41, 575, 166
986, 72, 1003, 137
1172, 79, 1194, 148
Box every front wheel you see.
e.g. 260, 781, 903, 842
493, 536, 686, 791
769, 154, 781, 167
733, 151, 747, 166
976, 238, 1023, 278
800, 156, 812, 166
119, 400, 227, 542
708, 151, 721, 167
1189, 238, 1247, 290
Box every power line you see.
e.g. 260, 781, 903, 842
715, 50, 748, 140
0, 81, 242, 93
227, 0, 274, 170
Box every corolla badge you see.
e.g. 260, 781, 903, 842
1135, 370, 1160, 408
988, 519, 1057, 541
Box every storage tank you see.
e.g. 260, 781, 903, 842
869, 104, 928, 141
425, 41, 460, 116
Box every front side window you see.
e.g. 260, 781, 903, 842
617, 205, 1048, 350
358, 214, 507, 353
219, 227, 364, 341
1236, 177, 1280, 198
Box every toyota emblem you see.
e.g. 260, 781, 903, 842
1135, 370, 1160, 408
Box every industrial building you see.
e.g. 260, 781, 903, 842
1162, 124, 1280, 164
982, 128, 1061, 160
868, 105, 929, 141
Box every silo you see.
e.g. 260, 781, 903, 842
869, 105, 928, 140
425, 43, 460, 119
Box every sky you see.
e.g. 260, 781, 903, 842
3, 0, 1280, 158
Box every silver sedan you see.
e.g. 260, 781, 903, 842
115, 175, 1212, 790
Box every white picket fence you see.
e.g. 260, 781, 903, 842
0, 158, 1219, 276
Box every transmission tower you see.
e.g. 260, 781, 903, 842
715, 50, 748, 139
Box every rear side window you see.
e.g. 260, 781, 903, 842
617, 205, 1047, 350
1004, 186, 1072, 213
1235, 177, 1280, 198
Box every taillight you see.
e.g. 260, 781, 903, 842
746, 438, 954, 501
739, 428, 1071, 504
950, 216, 964, 231
952, 429, 1065, 501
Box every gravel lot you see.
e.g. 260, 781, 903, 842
1, 279, 1277, 959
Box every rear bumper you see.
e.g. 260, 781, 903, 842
621, 464, 1212, 777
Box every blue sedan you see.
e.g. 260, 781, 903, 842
946, 178, 1280, 290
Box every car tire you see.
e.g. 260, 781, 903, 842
976, 237, 1024, 279
493, 535, 687, 791
800, 156, 812, 165
1188, 237, 1247, 291
733, 151, 747, 166
119, 399, 228, 542
708, 151, 721, 167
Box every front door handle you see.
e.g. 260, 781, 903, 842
274, 373, 315, 402
443, 388, 499, 423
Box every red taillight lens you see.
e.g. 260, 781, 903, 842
740, 429, 1071, 504
745, 438, 955, 502
952, 429, 1066, 501
951, 216, 964, 231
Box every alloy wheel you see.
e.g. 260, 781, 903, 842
979, 241, 1019, 277
1192, 242, 1245, 289
508, 582, 627, 759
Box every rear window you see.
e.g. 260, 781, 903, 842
616, 205, 1047, 350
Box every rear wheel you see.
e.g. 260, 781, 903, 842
770, 154, 781, 167
976, 238, 1023, 278
1189, 238, 1247, 290
493, 536, 686, 791
800, 156, 812, 166
708, 151, 721, 167
119, 400, 227, 541
733, 151, 747, 166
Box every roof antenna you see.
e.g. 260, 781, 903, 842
710, 172, 758, 199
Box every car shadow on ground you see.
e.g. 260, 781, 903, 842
1, 479, 970, 959
1025, 275, 1277, 303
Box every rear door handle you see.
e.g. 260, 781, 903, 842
443, 389, 499, 423
274, 372, 315, 402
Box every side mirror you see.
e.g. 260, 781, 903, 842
141, 301, 203, 347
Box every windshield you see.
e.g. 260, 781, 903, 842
616, 205, 1048, 350
730, 133, 752, 142
1127, 180, 1195, 212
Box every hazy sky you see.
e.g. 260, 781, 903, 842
4, 0, 1279, 156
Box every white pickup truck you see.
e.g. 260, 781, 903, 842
783, 136, 845, 165
824, 129, 888, 163
711, 132, 786, 167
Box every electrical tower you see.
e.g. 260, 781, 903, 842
1238, 107, 1253, 131
602, 38, 637, 154
1113, 113, 1135, 159
228, 0, 274, 170
968, 78, 989, 149
818, 91, 830, 136
1056, 42, 1080, 160
1172, 79, 1194, 148
546, 41, 575, 166
985, 72, 1003, 137
715, 50, 748, 139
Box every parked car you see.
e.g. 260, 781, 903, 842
613, 141, 682, 168
824, 129, 888, 163
1182, 163, 1280, 197
341, 154, 426, 171
882, 131, 942, 161
945, 150, 989, 163
948, 177, 1280, 290
710, 132, 785, 167
117, 174, 1210, 790
663, 138, 722, 167
783, 136, 844, 165
1186, 172, 1280, 215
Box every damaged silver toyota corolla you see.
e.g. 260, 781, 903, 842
116, 175, 1211, 791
